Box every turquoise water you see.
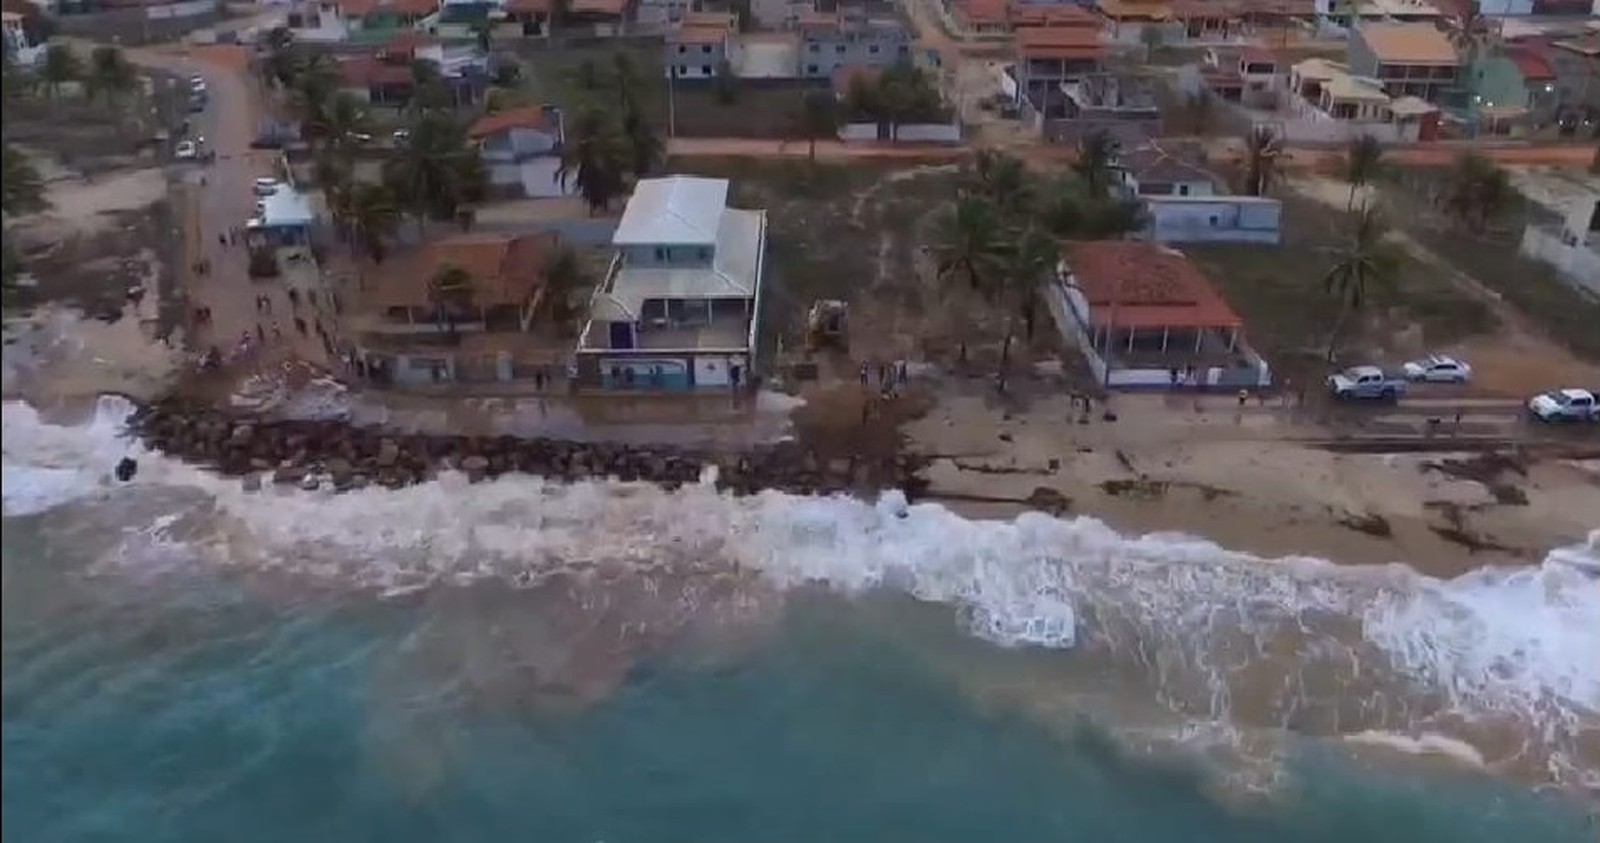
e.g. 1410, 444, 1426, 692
3, 517, 1594, 843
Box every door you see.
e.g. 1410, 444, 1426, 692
608, 321, 635, 349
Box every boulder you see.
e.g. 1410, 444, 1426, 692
1024, 486, 1071, 516
461, 454, 490, 482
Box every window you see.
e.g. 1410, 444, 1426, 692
836, 44, 846, 54
1178, 184, 1189, 196
809, 43, 819, 52
807, 64, 819, 74
677, 45, 686, 53
1208, 216, 1219, 227
701, 64, 711, 75
701, 44, 711, 54
869, 44, 879, 54
654, 247, 668, 261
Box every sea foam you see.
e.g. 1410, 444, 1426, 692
4, 396, 1598, 785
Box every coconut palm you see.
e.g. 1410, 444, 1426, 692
41, 43, 82, 100
930, 195, 1006, 293
557, 106, 629, 214
1341, 133, 1384, 210
610, 51, 641, 112
967, 149, 1030, 213
622, 106, 662, 179
86, 46, 136, 112
383, 111, 485, 230
288, 52, 342, 137
308, 91, 374, 155
1241, 125, 1282, 196
1073, 129, 1120, 197
407, 58, 455, 113
1445, 0, 1496, 93
427, 264, 476, 336
2, 144, 48, 216
1444, 152, 1512, 233
1320, 203, 1396, 363
259, 26, 299, 89
349, 182, 400, 263
795, 90, 840, 162
541, 243, 588, 328
997, 223, 1060, 350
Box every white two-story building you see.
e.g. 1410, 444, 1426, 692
576, 176, 768, 391
468, 105, 575, 199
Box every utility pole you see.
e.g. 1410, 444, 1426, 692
666, 61, 678, 139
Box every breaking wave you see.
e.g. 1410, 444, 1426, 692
4, 395, 1599, 790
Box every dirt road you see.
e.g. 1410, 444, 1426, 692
668, 137, 971, 163
120, 41, 339, 378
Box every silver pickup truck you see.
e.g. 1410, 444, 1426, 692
1327, 366, 1407, 402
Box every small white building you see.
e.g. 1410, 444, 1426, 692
1113, 142, 1283, 245
576, 176, 768, 391
468, 105, 575, 199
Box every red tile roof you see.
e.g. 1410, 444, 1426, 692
468, 105, 557, 139
1508, 48, 1556, 81
1015, 25, 1106, 60
504, 0, 550, 11
956, 0, 1008, 26
569, 0, 628, 16
1008, 3, 1101, 27
1063, 241, 1242, 329
381, 233, 559, 310
338, 0, 438, 18
338, 55, 414, 88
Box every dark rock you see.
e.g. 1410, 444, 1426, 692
114, 457, 138, 482
273, 465, 307, 485
1025, 486, 1071, 516
461, 455, 490, 482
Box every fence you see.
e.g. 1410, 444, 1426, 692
1520, 225, 1600, 300
837, 121, 962, 144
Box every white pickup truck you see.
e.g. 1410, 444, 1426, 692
1327, 366, 1407, 402
1527, 389, 1599, 423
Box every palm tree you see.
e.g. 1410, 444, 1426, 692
556, 106, 629, 214
931, 195, 1005, 292
2, 144, 48, 216
86, 46, 136, 113
289, 52, 342, 138
408, 58, 454, 113
1241, 125, 1282, 196
469, 17, 494, 52
1341, 133, 1384, 210
1320, 204, 1395, 363
968, 149, 1030, 213
1445, 1, 1495, 96
428, 263, 475, 336
622, 106, 662, 179
383, 111, 485, 230
1073, 129, 1120, 196
996, 223, 1059, 355
541, 244, 588, 329
573, 57, 603, 91
349, 182, 400, 263
610, 51, 641, 112
1444, 152, 1512, 233
309, 92, 373, 155
796, 90, 840, 162
41, 43, 82, 100
259, 26, 299, 89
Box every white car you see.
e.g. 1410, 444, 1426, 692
253, 177, 281, 196
1402, 354, 1472, 384
189, 74, 207, 90
174, 140, 198, 160
1527, 389, 1599, 423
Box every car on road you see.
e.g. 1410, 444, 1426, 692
1327, 366, 1407, 402
175, 140, 198, 160
392, 128, 410, 146
1402, 354, 1472, 384
1527, 389, 1599, 423
189, 74, 207, 91
253, 177, 281, 196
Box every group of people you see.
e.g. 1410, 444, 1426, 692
860, 360, 910, 397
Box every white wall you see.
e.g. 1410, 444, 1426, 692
1144, 198, 1282, 245
518, 157, 574, 199
1520, 226, 1600, 299
1477, 0, 1533, 14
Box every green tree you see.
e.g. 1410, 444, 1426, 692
557, 106, 629, 214
469, 17, 494, 52
713, 58, 739, 105
41, 43, 82, 100
407, 58, 454, 113
1445, 1, 1495, 97
730, 0, 752, 31
1072, 129, 1120, 197
796, 90, 840, 162
1444, 152, 1511, 233
349, 182, 400, 263
1241, 125, 1282, 196
930, 195, 1006, 293
541, 243, 588, 329
2, 145, 48, 216
574, 57, 602, 91
259, 26, 299, 89
622, 106, 662, 179
610, 51, 641, 113
995, 223, 1059, 356
1341, 133, 1384, 210
427, 263, 476, 336
308, 91, 374, 155
383, 111, 485, 230
86, 46, 137, 112
288, 52, 342, 138
968, 148, 1031, 212
1320, 203, 1396, 363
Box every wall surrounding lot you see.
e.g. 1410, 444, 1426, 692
838, 122, 962, 143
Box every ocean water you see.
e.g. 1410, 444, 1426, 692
4, 396, 1598, 842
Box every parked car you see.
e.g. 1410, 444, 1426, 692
253, 177, 281, 196
1527, 389, 1599, 423
1402, 354, 1472, 384
174, 140, 198, 160
1327, 366, 1407, 402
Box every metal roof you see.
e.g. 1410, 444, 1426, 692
611, 176, 730, 247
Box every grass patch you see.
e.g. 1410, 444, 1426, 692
1187, 193, 1497, 378
1379, 169, 1600, 362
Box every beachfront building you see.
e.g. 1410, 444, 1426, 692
336, 32, 488, 106
285, 0, 439, 44
1347, 22, 1462, 103
350, 232, 560, 386
1112, 142, 1283, 245
1045, 240, 1271, 388
664, 12, 734, 80
470, 105, 574, 199
575, 176, 768, 391
1012, 25, 1107, 110
1284, 57, 1443, 142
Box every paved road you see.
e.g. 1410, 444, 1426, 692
123, 42, 339, 374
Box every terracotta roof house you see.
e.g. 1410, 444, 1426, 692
336, 32, 489, 106
351, 232, 560, 387
1013, 25, 1107, 109
954, 0, 1010, 34
1348, 22, 1462, 102
1051, 241, 1271, 388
